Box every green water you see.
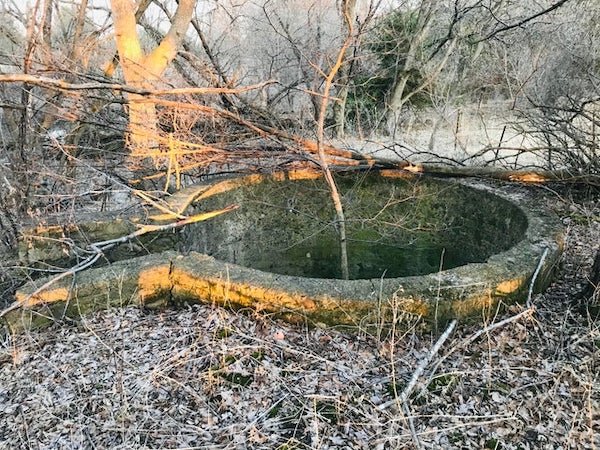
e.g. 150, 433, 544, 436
254, 239, 463, 280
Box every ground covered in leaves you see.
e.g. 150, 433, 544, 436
0, 187, 598, 449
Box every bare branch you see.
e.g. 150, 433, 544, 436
378, 319, 458, 410
0, 74, 277, 96
478, 0, 571, 42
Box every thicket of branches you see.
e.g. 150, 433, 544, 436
512, 0, 600, 173
0, 0, 598, 263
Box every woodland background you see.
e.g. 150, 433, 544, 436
0, 0, 598, 238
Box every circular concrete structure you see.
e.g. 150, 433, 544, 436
6, 169, 564, 332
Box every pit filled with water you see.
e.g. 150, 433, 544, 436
184, 172, 528, 280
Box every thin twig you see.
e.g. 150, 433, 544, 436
379, 319, 457, 410
402, 402, 423, 450
527, 248, 549, 308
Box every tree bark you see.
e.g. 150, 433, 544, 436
110, 0, 195, 157
17, 0, 43, 213
42, 0, 53, 49
314, 2, 357, 280
104, 0, 152, 78
385, 4, 433, 134
332, 0, 357, 139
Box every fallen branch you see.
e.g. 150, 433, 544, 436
378, 319, 458, 411
126, 99, 599, 185
419, 248, 550, 394
527, 248, 549, 308
0, 205, 238, 318
6, 75, 596, 186
394, 164, 600, 185
379, 247, 550, 411
402, 401, 423, 450
129, 97, 400, 169
0, 73, 276, 97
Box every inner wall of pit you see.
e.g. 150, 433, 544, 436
180, 173, 528, 280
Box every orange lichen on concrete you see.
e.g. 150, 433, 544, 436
450, 292, 495, 318
495, 278, 524, 295
15, 287, 70, 307
272, 169, 322, 182
170, 267, 319, 312
508, 172, 548, 183
170, 269, 223, 303
394, 296, 430, 317
137, 265, 171, 302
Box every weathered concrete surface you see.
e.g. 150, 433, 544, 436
4, 170, 564, 333
17, 209, 179, 268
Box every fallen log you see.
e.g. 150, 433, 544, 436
389, 163, 600, 185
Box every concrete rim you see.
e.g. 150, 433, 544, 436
5, 169, 565, 332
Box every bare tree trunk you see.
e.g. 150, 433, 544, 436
42, 0, 52, 48
385, 3, 433, 133
17, 0, 43, 213
333, 82, 349, 138
110, 0, 156, 155
315, 1, 357, 280
104, 0, 152, 78
68, 0, 89, 61
332, 0, 357, 138
110, 0, 195, 157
